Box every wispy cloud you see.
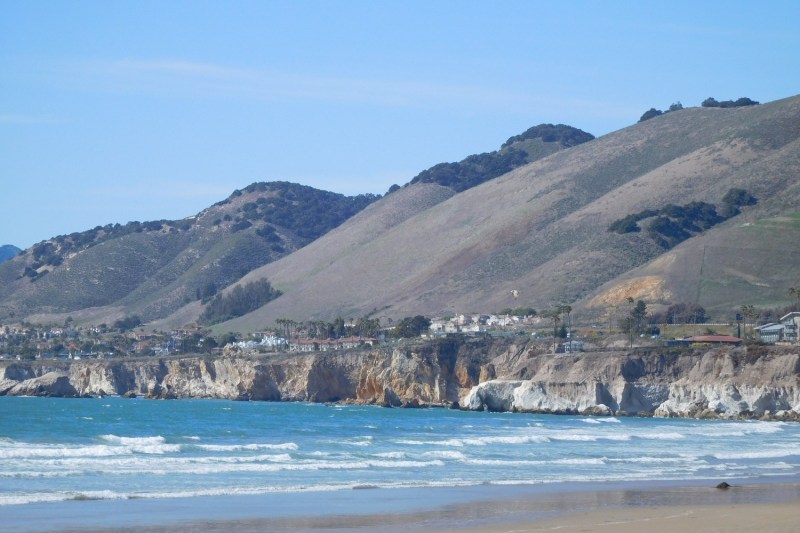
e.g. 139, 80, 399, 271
73, 58, 548, 111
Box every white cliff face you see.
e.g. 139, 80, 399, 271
1, 342, 798, 420
0, 343, 478, 407
461, 348, 800, 420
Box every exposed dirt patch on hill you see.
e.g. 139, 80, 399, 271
588, 276, 671, 307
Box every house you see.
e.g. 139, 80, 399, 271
779, 312, 800, 342
756, 312, 800, 344
288, 337, 377, 352
756, 323, 785, 343
557, 340, 584, 353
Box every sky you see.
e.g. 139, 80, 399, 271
2, 1, 799, 249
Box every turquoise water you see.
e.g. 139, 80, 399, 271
1, 396, 799, 509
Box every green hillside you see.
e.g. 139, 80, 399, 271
0, 183, 378, 324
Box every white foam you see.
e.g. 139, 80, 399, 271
373, 452, 406, 459
421, 450, 467, 460
196, 442, 299, 452
713, 449, 799, 460
99, 435, 166, 445
637, 432, 686, 440
580, 417, 620, 424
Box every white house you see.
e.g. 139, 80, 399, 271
756, 312, 800, 344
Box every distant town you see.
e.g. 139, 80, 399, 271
2, 309, 798, 361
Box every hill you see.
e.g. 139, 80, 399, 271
0, 122, 584, 326
0, 183, 378, 324
176, 94, 800, 331
0, 245, 21, 265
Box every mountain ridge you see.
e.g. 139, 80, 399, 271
2, 96, 800, 330
185, 94, 800, 330
0, 123, 586, 326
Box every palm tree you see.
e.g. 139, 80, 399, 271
740, 305, 758, 339
541, 308, 562, 353
558, 304, 572, 341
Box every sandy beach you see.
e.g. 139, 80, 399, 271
465, 501, 800, 532
36, 481, 798, 533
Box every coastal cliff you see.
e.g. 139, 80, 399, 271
1, 339, 799, 420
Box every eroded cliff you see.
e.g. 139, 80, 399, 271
1, 339, 798, 420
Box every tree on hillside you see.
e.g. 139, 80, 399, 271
200, 279, 282, 326
739, 304, 759, 339
394, 315, 431, 338
638, 108, 663, 122
631, 300, 647, 336
650, 302, 707, 325
702, 97, 759, 108
721, 188, 758, 217
558, 304, 573, 341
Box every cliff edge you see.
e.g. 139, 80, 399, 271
1, 339, 798, 420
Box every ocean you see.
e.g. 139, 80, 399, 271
2, 396, 799, 531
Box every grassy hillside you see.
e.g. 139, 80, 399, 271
190, 95, 800, 330
1, 120, 586, 327
5, 98, 800, 330
0, 183, 378, 324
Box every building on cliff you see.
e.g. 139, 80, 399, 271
756, 312, 800, 344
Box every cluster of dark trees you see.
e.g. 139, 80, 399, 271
112, 315, 143, 331
410, 149, 528, 192
275, 315, 429, 341
274, 316, 383, 340
410, 124, 593, 193
608, 188, 757, 249
229, 182, 379, 242
497, 306, 537, 317
200, 279, 282, 325
701, 97, 759, 108
500, 124, 595, 149
638, 102, 684, 122
393, 315, 432, 338
639, 97, 759, 123
648, 303, 707, 325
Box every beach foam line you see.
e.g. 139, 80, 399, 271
713, 449, 800, 460
195, 442, 298, 451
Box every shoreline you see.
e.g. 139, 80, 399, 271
8, 478, 800, 533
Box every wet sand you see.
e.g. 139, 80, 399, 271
43, 481, 800, 533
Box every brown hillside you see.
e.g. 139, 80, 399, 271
183, 95, 800, 330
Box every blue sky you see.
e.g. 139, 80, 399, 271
2, 1, 799, 249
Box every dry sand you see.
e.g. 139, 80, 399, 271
452, 501, 800, 532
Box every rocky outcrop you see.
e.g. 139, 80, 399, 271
6, 371, 80, 397
462, 346, 800, 420
1, 340, 798, 420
